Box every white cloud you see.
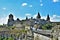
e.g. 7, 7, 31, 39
25, 13, 31, 18
40, 3, 43, 6
53, 0, 59, 2
41, 16, 46, 20
0, 15, 17, 25
0, 15, 8, 25
25, 13, 31, 16
21, 3, 33, 7
29, 5, 32, 7
19, 17, 26, 20
2, 8, 6, 10
33, 14, 37, 18
22, 3, 27, 6
50, 15, 60, 22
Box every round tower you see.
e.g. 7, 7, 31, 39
7, 14, 14, 26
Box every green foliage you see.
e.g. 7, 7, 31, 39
16, 33, 21, 38
8, 37, 14, 40
42, 25, 47, 30
0, 37, 6, 40
7, 26, 16, 30
0, 36, 2, 40
0, 36, 14, 40
11, 26, 16, 29
42, 23, 53, 30
3, 37, 8, 40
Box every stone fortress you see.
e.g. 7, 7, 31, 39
7, 12, 50, 29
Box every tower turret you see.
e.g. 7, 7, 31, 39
9, 14, 14, 21
36, 12, 41, 19
17, 18, 20, 21
46, 14, 50, 21
7, 14, 14, 26
26, 16, 28, 20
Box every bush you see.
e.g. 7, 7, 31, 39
42, 23, 53, 30
8, 37, 14, 40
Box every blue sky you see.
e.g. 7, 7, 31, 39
0, 0, 60, 24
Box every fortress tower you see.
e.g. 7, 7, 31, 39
36, 12, 41, 19
46, 14, 50, 21
7, 14, 14, 26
